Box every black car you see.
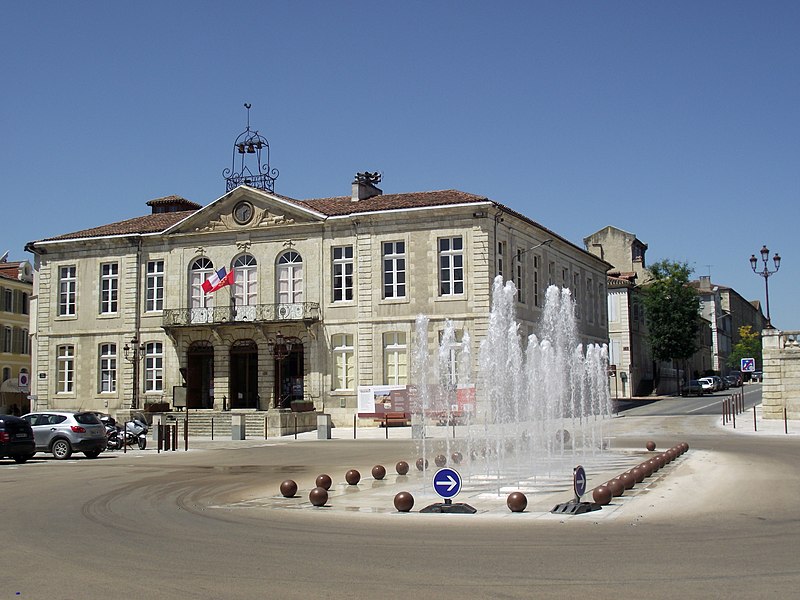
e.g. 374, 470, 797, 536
0, 414, 36, 463
681, 380, 706, 397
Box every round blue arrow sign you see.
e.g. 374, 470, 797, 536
433, 467, 462, 499
574, 465, 587, 499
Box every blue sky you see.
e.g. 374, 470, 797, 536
2, 1, 798, 329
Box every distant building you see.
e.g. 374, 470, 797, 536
0, 258, 33, 414
26, 178, 610, 426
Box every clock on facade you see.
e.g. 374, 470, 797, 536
233, 201, 254, 225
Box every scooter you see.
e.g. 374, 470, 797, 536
106, 414, 148, 450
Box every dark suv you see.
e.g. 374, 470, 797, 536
0, 414, 36, 463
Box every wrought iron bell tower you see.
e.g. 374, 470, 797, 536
223, 103, 279, 193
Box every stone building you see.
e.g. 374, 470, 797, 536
0, 258, 33, 414
26, 177, 610, 428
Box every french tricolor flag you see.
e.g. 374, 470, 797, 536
201, 267, 235, 294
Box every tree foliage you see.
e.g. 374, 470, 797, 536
727, 325, 762, 369
642, 259, 701, 362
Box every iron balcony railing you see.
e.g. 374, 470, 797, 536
162, 302, 320, 328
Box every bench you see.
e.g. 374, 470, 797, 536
375, 412, 411, 427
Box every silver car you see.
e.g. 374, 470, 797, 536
22, 411, 106, 460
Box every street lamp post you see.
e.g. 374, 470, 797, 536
123, 338, 146, 409
750, 245, 781, 328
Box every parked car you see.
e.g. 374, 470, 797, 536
22, 411, 107, 460
751, 371, 763, 383
681, 380, 706, 396
698, 377, 715, 393
710, 375, 727, 391
725, 375, 740, 388
727, 372, 743, 387
0, 415, 36, 463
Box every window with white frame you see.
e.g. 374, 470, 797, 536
533, 256, 540, 307
144, 342, 163, 392
276, 251, 302, 303
99, 343, 117, 393
57, 345, 75, 393
608, 292, 619, 323
383, 332, 407, 385
332, 246, 353, 302
382, 241, 406, 299
189, 257, 215, 309
100, 262, 119, 314
439, 329, 464, 387
332, 333, 354, 390
58, 265, 77, 316
439, 236, 464, 296
146, 260, 164, 312
516, 248, 524, 303
231, 253, 258, 307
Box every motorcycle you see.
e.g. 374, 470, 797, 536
105, 413, 149, 450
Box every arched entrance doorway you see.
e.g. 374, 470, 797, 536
230, 340, 258, 409
186, 341, 214, 409
268, 335, 304, 409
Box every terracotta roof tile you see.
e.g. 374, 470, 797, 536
42, 211, 196, 242
300, 189, 489, 216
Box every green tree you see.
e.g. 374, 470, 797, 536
727, 325, 762, 370
642, 260, 701, 389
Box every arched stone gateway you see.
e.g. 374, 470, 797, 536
186, 341, 214, 409
230, 339, 258, 409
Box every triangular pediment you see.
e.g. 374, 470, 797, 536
165, 186, 325, 235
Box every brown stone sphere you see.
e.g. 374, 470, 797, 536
371, 465, 387, 480
394, 491, 415, 512
660, 452, 670, 465
648, 458, 660, 472
506, 491, 528, 512
416, 457, 429, 471
682, 442, 690, 452
309, 486, 328, 507
345, 469, 361, 485
593, 485, 613, 505
279, 479, 298, 498
646, 440, 657, 452
630, 466, 645, 483
639, 461, 653, 477
606, 478, 625, 497
315, 474, 332, 490
396, 461, 410, 475
435, 454, 447, 467
619, 471, 635, 490
451, 451, 463, 464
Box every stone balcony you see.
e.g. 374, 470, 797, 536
162, 302, 321, 328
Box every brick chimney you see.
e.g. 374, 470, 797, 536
351, 171, 382, 202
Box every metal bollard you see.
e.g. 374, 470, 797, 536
211, 417, 214, 440
294, 414, 298, 440
385, 415, 389, 439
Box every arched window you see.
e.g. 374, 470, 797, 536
233, 254, 258, 320
277, 251, 303, 304
189, 258, 215, 309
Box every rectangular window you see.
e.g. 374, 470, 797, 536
58, 265, 77, 316
598, 282, 606, 326
21, 328, 29, 355
439, 236, 464, 296
562, 267, 569, 288
99, 343, 117, 393
100, 262, 119, 314
516, 248, 524, 303
383, 241, 406, 299
21, 292, 28, 315
383, 332, 407, 385
332, 334, 355, 390
146, 260, 164, 312
57, 345, 75, 393
497, 241, 505, 278
144, 342, 163, 392
573, 272, 581, 319
608, 293, 619, 323
332, 246, 354, 302
439, 329, 464, 387
3, 289, 12, 312
548, 261, 555, 286
2, 326, 11, 353
533, 256, 540, 307
586, 277, 594, 324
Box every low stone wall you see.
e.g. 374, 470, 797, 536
761, 329, 800, 419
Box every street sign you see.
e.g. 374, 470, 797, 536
432, 467, 462, 500
18, 372, 29, 391
573, 465, 587, 499
741, 358, 756, 373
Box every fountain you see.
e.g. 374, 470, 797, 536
410, 275, 613, 497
